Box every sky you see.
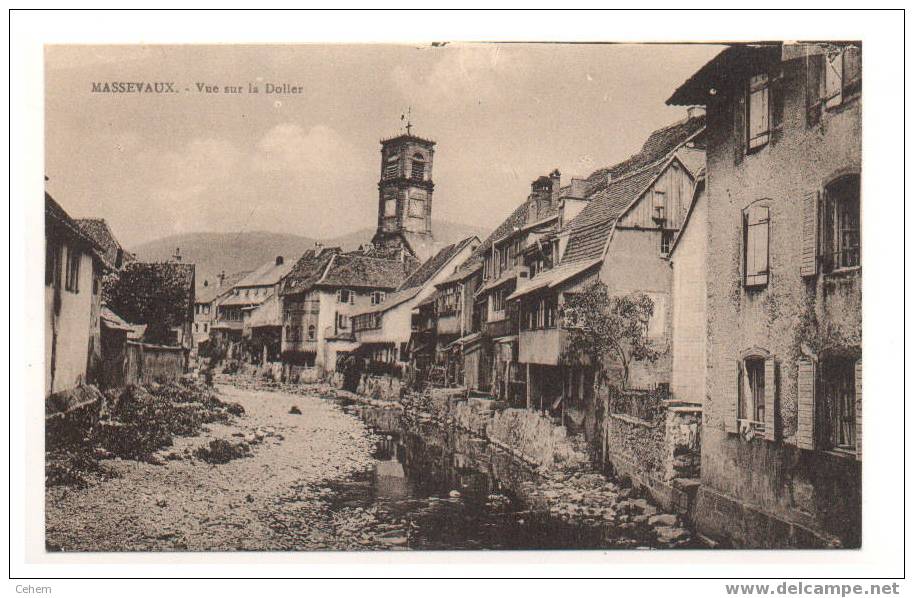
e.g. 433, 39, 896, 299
44, 43, 722, 249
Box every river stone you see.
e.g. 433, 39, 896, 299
648, 513, 678, 527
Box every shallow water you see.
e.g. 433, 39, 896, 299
323, 400, 670, 550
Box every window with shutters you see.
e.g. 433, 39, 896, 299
337, 289, 354, 304
824, 45, 862, 110
370, 291, 386, 305
65, 247, 81, 293
743, 203, 770, 288
739, 357, 766, 426
822, 175, 861, 273
818, 356, 858, 453
46, 240, 62, 287
747, 73, 770, 151
307, 324, 316, 340
336, 312, 349, 331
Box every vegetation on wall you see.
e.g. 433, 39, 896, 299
560, 282, 660, 388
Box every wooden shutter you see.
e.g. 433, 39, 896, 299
796, 358, 816, 449
733, 93, 746, 165
801, 190, 820, 277
806, 53, 823, 126
855, 358, 862, 461
724, 358, 740, 433
763, 356, 777, 441
770, 69, 785, 133
825, 50, 844, 109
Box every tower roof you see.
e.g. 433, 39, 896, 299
379, 133, 436, 147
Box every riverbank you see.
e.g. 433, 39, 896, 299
46, 385, 387, 551
219, 374, 701, 548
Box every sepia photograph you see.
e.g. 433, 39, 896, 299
33, 33, 877, 560
39, 39, 866, 554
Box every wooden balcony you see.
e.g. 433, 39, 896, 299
486, 317, 517, 339
518, 328, 567, 365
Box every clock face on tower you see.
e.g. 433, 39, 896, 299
373, 134, 436, 253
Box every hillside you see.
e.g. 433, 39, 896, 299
130, 220, 490, 290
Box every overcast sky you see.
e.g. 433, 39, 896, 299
45, 43, 722, 249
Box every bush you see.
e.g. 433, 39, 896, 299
194, 438, 251, 464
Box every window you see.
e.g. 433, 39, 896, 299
660, 230, 674, 256
65, 248, 80, 293
307, 324, 316, 340
285, 325, 303, 342
543, 295, 557, 329
747, 73, 770, 150
492, 288, 505, 313
739, 357, 766, 425
371, 291, 386, 305
824, 45, 862, 109
744, 204, 770, 287
204, 323, 208, 332
45, 241, 61, 286
337, 289, 354, 304
822, 175, 860, 272
383, 154, 399, 179
410, 156, 426, 181
819, 357, 857, 452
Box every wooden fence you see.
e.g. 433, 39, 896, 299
124, 341, 188, 386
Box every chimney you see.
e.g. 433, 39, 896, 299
218, 270, 226, 287
687, 106, 706, 120
172, 247, 182, 262
314, 241, 323, 257
275, 256, 284, 266
549, 169, 561, 203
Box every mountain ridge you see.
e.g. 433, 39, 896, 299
130, 221, 490, 291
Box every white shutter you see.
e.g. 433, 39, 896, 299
855, 358, 862, 461
825, 50, 844, 109
764, 356, 777, 441
796, 358, 816, 450
724, 358, 740, 434
801, 190, 820, 277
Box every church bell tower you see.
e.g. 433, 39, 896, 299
371, 129, 436, 260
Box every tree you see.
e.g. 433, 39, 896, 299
559, 282, 660, 388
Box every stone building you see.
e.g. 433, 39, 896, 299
371, 133, 438, 263
279, 247, 412, 373
668, 42, 861, 547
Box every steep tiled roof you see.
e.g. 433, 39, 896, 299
582, 115, 705, 197
561, 160, 667, 264
560, 115, 706, 266
667, 44, 782, 106
75, 218, 124, 270
280, 248, 340, 295
195, 270, 250, 304
398, 236, 478, 291
45, 193, 112, 268
437, 262, 482, 286
355, 286, 423, 316
235, 256, 296, 288
318, 253, 411, 290
461, 200, 530, 270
